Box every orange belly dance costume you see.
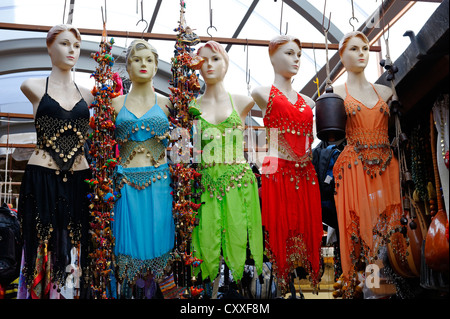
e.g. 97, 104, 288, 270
333, 84, 404, 297
261, 85, 323, 293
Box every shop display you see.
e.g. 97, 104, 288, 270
0, 0, 448, 302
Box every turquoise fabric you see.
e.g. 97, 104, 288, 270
113, 94, 174, 283
115, 94, 169, 166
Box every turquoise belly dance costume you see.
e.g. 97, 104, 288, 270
113, 94, 174, 288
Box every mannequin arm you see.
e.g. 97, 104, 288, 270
251, 86, 271, 118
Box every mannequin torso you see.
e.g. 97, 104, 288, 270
112, 90, 171, 168
334, 82, 392, 108
21, 76, 93, 171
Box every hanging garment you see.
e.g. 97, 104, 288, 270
191, 94, 263, 282
333, 83, 403, 296
113, 94, 174, 286
432, 94, 449, 219
18, 78, 91, 298
34, 77, 90, 172
261, 85, 323, 292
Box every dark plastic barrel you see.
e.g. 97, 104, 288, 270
315, 87, 347, 142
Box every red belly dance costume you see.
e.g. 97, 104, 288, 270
261, 85, 323, 293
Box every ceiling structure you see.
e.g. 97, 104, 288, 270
0, 0, 444, 146
0, 0, 447, 203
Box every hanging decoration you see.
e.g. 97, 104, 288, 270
85, 17, 120, 299
168, 0, 204, 298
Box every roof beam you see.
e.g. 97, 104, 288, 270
283, 0, 344, 44
225, 0, 260, 52
0, 22, 381, 51
148, 0, 162, 33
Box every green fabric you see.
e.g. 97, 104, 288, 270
191, 97, 263, 281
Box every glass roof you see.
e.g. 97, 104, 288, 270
0, 0, 442, 116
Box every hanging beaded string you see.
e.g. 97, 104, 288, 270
168, 0, 204, 298
85, 10, 119, 299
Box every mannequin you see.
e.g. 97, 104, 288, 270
111, 40, 174, 298
17, 24, 94, 299
191, 41, 263, 285
332, 31, 403, 298
251, 35, 323, 294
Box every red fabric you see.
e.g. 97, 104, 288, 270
261, 86, 323, 292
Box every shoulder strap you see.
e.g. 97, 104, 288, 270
228, 93, 235, 110
45, 77, 49, 94
370, 83, 382, 99
74, 82, 83, 99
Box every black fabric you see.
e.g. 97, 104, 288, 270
312, 140, 345, 230
0, 204, 22, 286
17, 164, 92, 286
34, 77, 90, 172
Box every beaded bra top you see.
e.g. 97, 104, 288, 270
196, 94, 245, 166
340, 83, 392, 178
264, 85, 314, 166
195, 94, 254, 200
115, 94, 169, 167
35, 77, 90, 172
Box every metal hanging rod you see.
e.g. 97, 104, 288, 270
0, 22, 381, 51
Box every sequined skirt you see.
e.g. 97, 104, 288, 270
18, 164, 92, 287
113, 164, 175, 282
261, 156, 323, 291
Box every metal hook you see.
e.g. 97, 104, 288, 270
207, 0, 218, 38
62, 0, 67, 24
321, 0, 331, 33
349, 0, 358, 31
245, 40, 251, 87
322, 0, 333, 89
101, 0, 107, 26
312, 44, 321, 97
137, 19, 149, 38
244, 40, 252, 96
349, 17, 358, 31
279, 0, 288, 35
136, 0, 148, 38
207, 25, 217, 38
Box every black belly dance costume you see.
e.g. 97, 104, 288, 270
17, 77, 91, 299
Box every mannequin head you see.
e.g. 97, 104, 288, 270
46, 24, 82, 70
268, 35, 302, 77
46, 24, 81, 48
338, 31, 370, 72
197, 41, 229, 84
126, 40, 159, 82
338, 31, 369, 57
268, 35, 301, 57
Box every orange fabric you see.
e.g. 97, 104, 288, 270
333, 84, 402, 287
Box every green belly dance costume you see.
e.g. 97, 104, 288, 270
191, 94, 263, 282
